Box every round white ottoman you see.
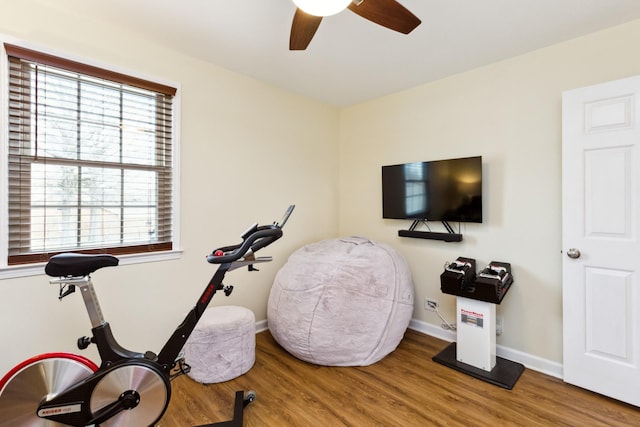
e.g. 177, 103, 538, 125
184, 305, 256, 384
268, 236, 414, 366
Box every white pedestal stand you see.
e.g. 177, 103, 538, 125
456, 296, 496, 371
432, 301, 524, 389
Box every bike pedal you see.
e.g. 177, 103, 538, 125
169, 358, 191, 380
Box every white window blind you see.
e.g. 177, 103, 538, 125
5, 44, 176, 265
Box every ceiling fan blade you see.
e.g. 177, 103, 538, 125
290, 8, 323, 50
348, 0, 421, 34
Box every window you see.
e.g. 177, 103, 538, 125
403, 162, 427, 216
4, 44, 177, 266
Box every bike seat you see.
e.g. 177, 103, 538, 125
45, 253, 119, 277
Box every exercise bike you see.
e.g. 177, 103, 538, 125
0, 205, 295, 427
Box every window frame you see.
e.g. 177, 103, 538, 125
0, 41, 181, 278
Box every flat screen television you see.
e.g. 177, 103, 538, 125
382, 156, 482, 223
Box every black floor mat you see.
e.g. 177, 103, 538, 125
432, 342, 525, 390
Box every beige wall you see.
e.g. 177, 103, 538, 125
2, 0, 640, 376
0, 1, 339, 374
339, 19, 640, 363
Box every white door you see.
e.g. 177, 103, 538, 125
562, 76, 640, 406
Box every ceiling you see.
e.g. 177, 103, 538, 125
71, 0, 640, 106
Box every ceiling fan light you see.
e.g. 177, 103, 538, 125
292, 0, 352, 17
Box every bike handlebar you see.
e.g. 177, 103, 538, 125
207, 225, 282, 264
206, 205, 294, 265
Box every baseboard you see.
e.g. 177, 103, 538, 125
408, 319, 563, 379
494, 343, 563, 379
256, 319, 269, 333
409, 318, 457, 342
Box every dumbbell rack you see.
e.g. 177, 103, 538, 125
432, 259, 524, 389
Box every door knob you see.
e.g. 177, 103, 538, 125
567, 248, 581, 259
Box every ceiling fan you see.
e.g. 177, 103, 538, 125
290, 0, 421, 50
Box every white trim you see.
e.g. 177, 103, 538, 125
495, 343, 563, 379
171, 90, 182, 252
0, 41, 9, 269
408, 318, 563, 379
0, 249, 183, 280
409, 318, 457, 343
256, 319, 269, 333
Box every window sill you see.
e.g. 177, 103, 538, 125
0, 249, 183, 280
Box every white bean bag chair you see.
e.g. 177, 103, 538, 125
268, 236, 414, 366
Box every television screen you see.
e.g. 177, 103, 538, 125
382, 156, 482, 223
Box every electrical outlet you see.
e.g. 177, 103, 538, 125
425, 297, 439, 311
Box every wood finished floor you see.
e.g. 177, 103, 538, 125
158, 329, 640, 426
